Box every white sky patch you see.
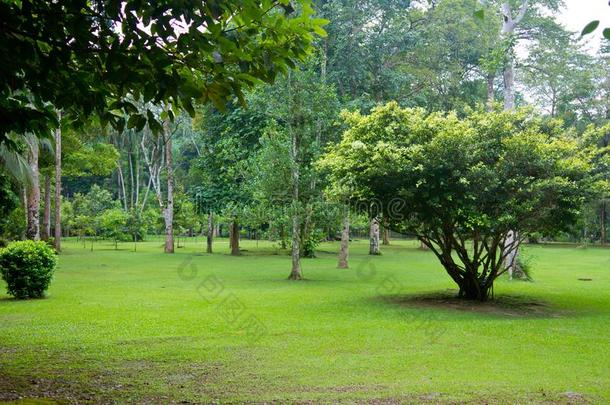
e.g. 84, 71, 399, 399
558, 0, 610, 54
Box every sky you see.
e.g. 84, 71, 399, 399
558, 0, 610, 53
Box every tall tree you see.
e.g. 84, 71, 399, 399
250, 65, 339, 279
162, 117, 175, 253
54, 117, 62, 251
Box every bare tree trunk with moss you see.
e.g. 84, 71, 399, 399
52, 118, 64, 250
338, 211, 349, 269
207, 211, 213, 253
26, 139, 40, 241
500, 0, 528, 111
163, 118, 174, 254
42, 174, 51, 240
369, 217, 380, 255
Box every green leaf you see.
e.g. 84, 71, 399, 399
603, 28, 610, 40
474, 9, 484, 21
313, 25, 327, 38
126, 114, 146, 131
581, 20, 600, 37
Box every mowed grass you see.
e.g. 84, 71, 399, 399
0, 237, 609, 404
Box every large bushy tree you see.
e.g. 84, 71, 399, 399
321, 103, 588, 300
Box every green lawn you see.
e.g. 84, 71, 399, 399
0, 238, 609, 404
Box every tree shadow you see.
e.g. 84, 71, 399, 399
377, 290, 567, 319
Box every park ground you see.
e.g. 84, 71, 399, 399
0, 238, 609, 404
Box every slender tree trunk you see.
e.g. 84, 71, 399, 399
337, 212, 349, 269
230, 219, 240, 256
26, 141, 40, 241
54, 116, 62, 251
601, 200, 607, 246
501, 2, 518, 110
207, 211, 214, 253
287, 70, 302, 280
128, 151, 135, 210
279, 224, 287, 249
500, 1, 530, 110
382, 218, 390, 246
117, 165, 128, 211
501, 1, 528, 272
504, 230, 520, 279
41, 174, 51, 240
369, 217, 380, 255
163, 118, 174, 253
289, 209, 302, 279
21, 187, 27, 240
503, 60, 515, 110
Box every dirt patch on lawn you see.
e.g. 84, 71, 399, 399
379, 290, 565, 318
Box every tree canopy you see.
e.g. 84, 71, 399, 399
320, 103, 589, 300
0, 0, 327, 145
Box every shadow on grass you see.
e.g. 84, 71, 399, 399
377, 290, 567, 319
0, 296, 50, 304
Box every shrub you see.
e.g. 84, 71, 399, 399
0, 240, 57, 299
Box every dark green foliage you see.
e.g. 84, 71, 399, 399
0, 172, 19, 237
0, 240, 57, 299
1, 0, 326, 144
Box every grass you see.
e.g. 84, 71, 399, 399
0, 237, 609, 404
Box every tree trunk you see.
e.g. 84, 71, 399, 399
21, 187, 27, 240
230, 219, 240, 256
457, 274, 492, 301
163, 118, 174, 253
504, 230, 520, 279
503, 60, 515, 110
501, 1, 528, 270
41, 174, 51, 240
337, 212, 350, 269
279, 224, 287, 249
486, 73, 495, 110
54, 116, 62, 251
501, 1, 521, 111
26, 141, 40, 241
287, 70, 302, 280
382, 219, 390, 246
289, 211, 302, 279
369, 217, 380, 255
600, 202, 607, 245
207, 212, 214, 253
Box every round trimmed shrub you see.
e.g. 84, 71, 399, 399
0, 240, 57, 299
